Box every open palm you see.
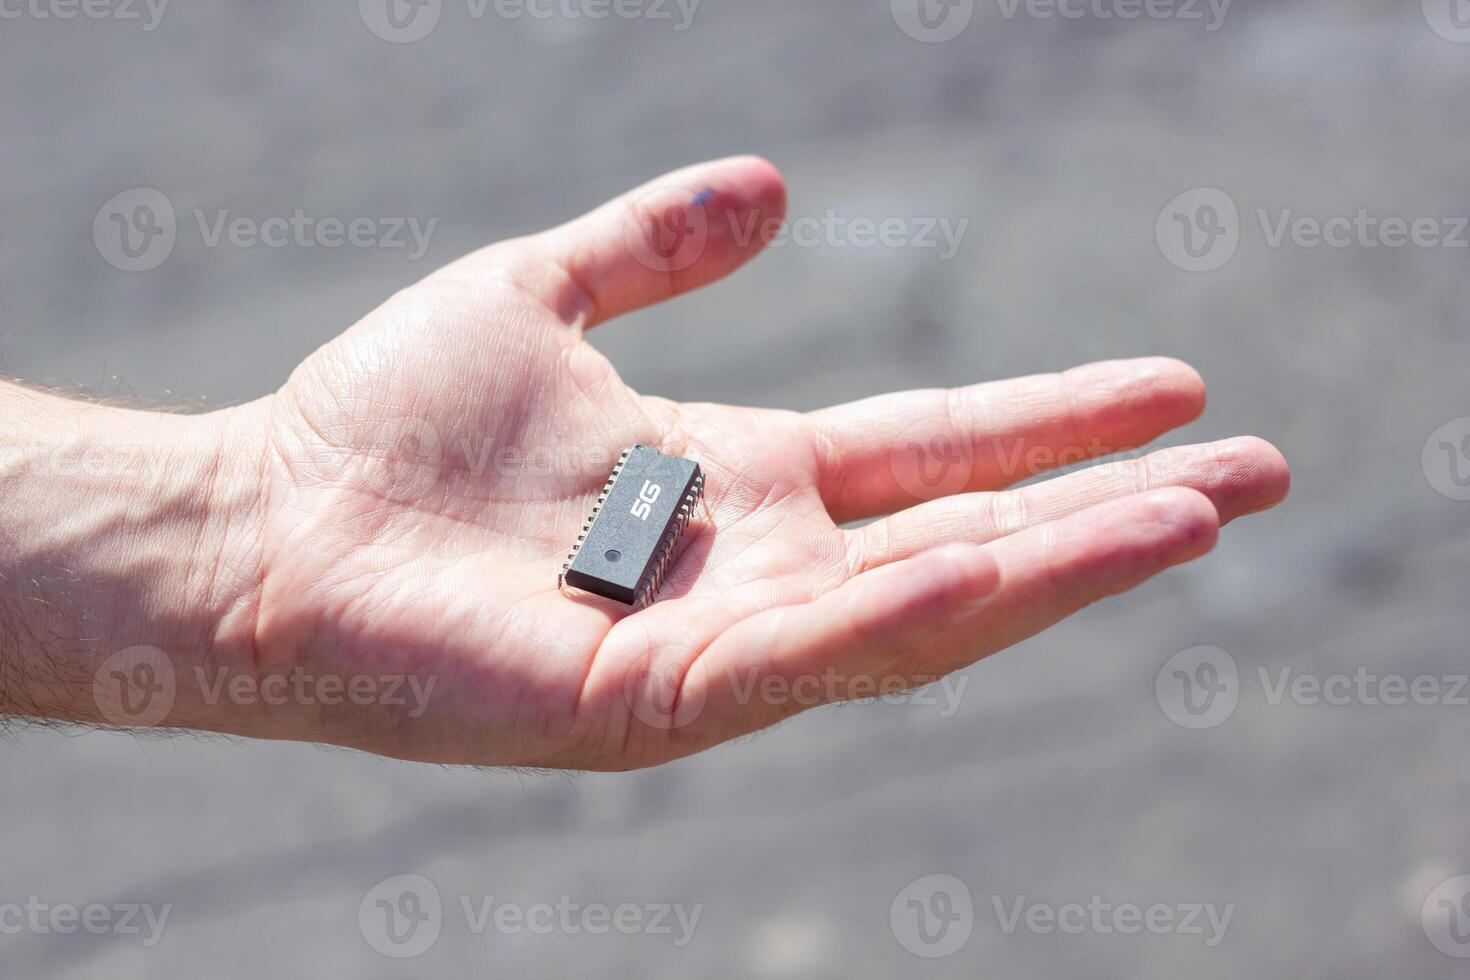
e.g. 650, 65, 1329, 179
232, 157, 1288, 770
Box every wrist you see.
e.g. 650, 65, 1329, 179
0, 386, 269, 730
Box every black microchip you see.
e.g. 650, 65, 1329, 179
560, 446, 705, 607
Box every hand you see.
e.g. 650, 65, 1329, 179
0, 158, 1289, 770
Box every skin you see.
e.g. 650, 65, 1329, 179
0, 157, 1289, 770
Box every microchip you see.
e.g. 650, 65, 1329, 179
560, 446, 705, 607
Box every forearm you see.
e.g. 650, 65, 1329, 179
0, 383, 265, 729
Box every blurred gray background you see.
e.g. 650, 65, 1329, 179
5, 0, 1470, 976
